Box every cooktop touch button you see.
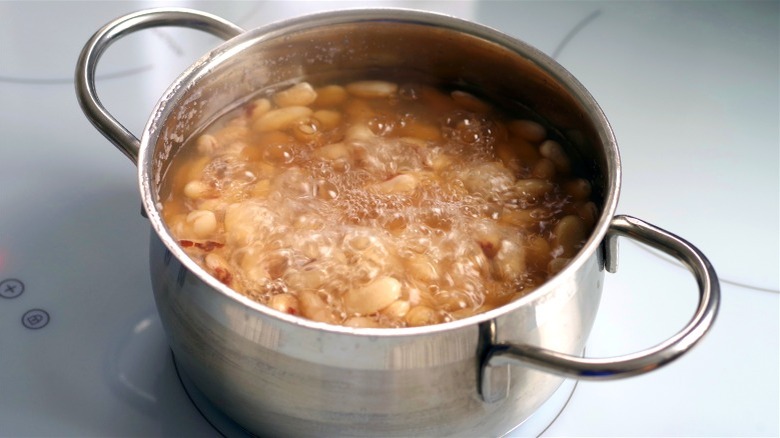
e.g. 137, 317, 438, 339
21, 309, 50, 330
1, 278, 25, 299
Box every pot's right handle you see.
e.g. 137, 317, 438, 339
75, 8, 245, 165
480, 215, 720, 402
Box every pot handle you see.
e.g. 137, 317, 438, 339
480, 215, 719, 402
75, 8, 245, 164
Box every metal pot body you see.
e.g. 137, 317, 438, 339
149, 232, 601, 436
75, 8, 719, 438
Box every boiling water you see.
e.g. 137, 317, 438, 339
160, 79, 597, 328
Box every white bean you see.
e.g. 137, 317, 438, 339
532, 158, 556, 180
381, 299, 411, 319
515, 179, 554, 197
312, 109, 342, 130
548, 257, 571, 275
493, 239, 526, 281
268, 293, 300, 315
343, 316, 380, 328
343, 276, 402, 315
248, 98, 272, 120
224, 202, 275, 246
183, 180, 210, 199
285, 267, 327, 291
508, 119, 547, 143
299, 291, 336, 324
186, 210, 217, 238
564, 178, 591, 200
345, 124, 376, 142
314, 142, 352, 161
273, 82, 317, 107
314, 84, 348, 107
373, 174, 419, 194
539, 140, 571, 173
196, 134, 219, 155
451, 90, 491, 112
404, 253, 438, 282
346, 80, 398, 98
253, 106, 313, 132
472, 221, 503, 258
551, 215, 588, 258
405, 305, 439, 327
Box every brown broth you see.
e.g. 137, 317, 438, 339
160, 78, 598, 328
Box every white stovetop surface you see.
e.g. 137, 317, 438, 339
0, 1, 777, 437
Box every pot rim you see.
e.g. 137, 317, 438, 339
137, 7, 621, 337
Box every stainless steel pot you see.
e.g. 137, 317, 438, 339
76, 8, 720, 437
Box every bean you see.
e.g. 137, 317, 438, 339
551, 215, 588, 258
539, 140, 571, 173
196, 134, 219, 155
186, 210, 217, 238
500, 208, 538, 229
515, 179, 554, 198
575, 201, 599, 228
215, 123, 251, 146
345, 124, 376, 142
268, 293, 300, 315
299, 291, 337, 324
205, 253, 232, 285
472, 221, 502, 258
563, 178, 591, 200
248, 98, 272, 120
460, 162, 515, 195
451, 90, 492, 112
291, 117, 320, 143
397, 120, 441, 141
495, 142, 521, 172
346, 80, 398, 98
183, 180, 210, 199
343, 316, 380, 328
285, 267, 327, 291
373, 173, 418, 194
224, 202, 275, 246
548, 257, 570, 275
381, 299, 411, 319
531, 158, 556, 180
508, 119, 547, 143
405, 305, 440, 327
404, 253, 439, 283
312, 109, 342, 130
525, 235, 552, 270
273, 82, 317, 107
313, 84, 348, 107
239, 245, 270, 283
493, 239, 526, 281
343, 276, 402, 315
253, 106, 313, 132
315, 142, 352, 161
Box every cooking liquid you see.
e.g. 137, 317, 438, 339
160, 79, 598, 328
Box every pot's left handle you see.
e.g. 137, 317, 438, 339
75, 8, 245, 164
